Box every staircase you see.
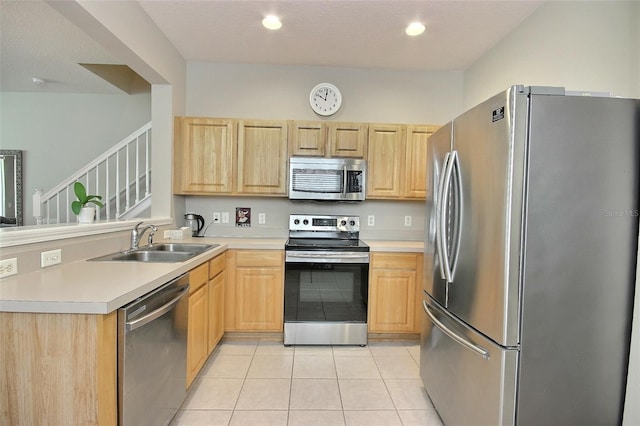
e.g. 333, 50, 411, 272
33, 122, 152, 225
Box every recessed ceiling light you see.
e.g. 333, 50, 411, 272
262, 15, 282, 30
405, 22, 425, 36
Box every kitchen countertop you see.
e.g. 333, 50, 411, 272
0, 237, 422, 315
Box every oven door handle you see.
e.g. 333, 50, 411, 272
286, 252, 370, 263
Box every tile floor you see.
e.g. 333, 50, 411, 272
171, 339, 444, 426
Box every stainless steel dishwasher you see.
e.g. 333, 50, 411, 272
118, 274, 190, 426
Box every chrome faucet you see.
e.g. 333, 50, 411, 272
130, 222, 158, 250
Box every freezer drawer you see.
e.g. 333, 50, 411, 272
420, 295, 518, 426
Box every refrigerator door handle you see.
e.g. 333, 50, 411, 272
435, 151, 451, 280
423, 300, 490, 359
439, 151, 457, 283
449, 151, 463, 281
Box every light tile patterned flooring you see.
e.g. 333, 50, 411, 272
171, 339, 444, 426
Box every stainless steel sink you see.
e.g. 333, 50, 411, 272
144, 243, 217, 253
89, 243, 219, 263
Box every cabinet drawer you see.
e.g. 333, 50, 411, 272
209, 253, 226, 279
235, 250, 283, 267
371, 252, 419, 270
189, 263, 209, 293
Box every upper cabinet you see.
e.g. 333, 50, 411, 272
367, 123, 439, 200
289, 121, 367, 158
174, 116, 437, 200
174, 117, 235, 194
404, 125, 439, 199
237, 120, 288, 195
174, 118, 288, 196
367, 124, 405, 198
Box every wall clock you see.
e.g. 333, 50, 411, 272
309, 83, 342, 116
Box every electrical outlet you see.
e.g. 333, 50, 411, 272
221, 212, 229, 223
41, 249, 62, 268
367, 215, 375, 226
0, 257, 18, 278
258, 213, 266, 225
404, 216, 412, 227
163, 230, 172, 238
213, 212, 221, 223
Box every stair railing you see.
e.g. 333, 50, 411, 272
33, 122, 152, 225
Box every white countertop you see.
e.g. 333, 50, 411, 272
0, 237, 422, 315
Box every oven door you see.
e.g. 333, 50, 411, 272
284, 251, 369, 345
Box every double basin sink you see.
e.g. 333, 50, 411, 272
90, 243, 219, 263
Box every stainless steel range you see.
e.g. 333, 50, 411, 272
284, 214, 369, 346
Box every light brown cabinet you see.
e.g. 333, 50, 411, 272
367, 124, 405, 198
186, 262, 210, 387
208, 253, 225, 353
237, 120, 288, 195
404, 125, 438, 199
225, 250, 284, 332
174, 117, 235, 194
367, 124, 439, 200
0, 311, 117, 425
186, 254, 227, 387
289, 121, 367, 158
174, 118, 288, 196
368, 252, 423, 333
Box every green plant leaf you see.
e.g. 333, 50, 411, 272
73, 181, 87, 202
71, 200, 83, 215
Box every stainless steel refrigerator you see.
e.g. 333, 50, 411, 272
420, 85, 638, 425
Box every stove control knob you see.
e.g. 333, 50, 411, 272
303, 219, 309, 225
340, 220, 347, 226
349, 220, 356, 226
293, 219, 300, 225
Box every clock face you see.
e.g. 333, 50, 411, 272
310, 83, 342, 116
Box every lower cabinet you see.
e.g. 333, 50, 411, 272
186, 263, 210, 387
225, 250, 284, 332
186, 252, 226, 388
208, 253, 225, 352
368, 252, 423, 333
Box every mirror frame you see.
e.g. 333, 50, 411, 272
0, 150, 23, 227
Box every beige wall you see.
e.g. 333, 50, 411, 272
463, 1, 640, 109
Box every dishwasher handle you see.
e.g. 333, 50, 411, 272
126, 285, 189, 331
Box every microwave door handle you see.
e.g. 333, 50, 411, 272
342, 165, 348, 198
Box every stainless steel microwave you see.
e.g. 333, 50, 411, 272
288, 157, 366, 201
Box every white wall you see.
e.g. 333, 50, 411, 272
463, 1, 640, 109
0, 91, 151, 225
180, 62, 461, 239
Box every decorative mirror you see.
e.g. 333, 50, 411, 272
0, 150, 23, 226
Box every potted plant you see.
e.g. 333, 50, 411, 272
71, 181, 104, 223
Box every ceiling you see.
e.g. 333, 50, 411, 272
1, 0, 544, 94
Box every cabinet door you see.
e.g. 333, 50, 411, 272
235, 267, 284, 331
289, 121, 326, 156
174, 117, 235, 194
369, 269, 416, 332
368, 253, 421, 333
187, 283, 208, 387
237, 120, 288, 194
328, 122, 368, 158
404, 125, 438, 199
208, 271, 225, 354
367, 124, 405, 198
